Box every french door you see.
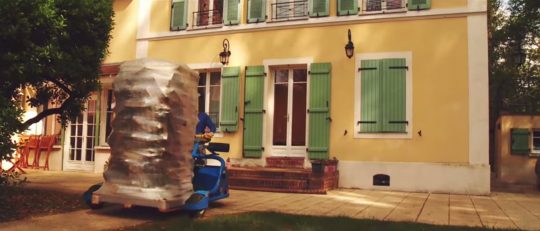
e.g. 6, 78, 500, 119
63, 99, 97, 172
271, 67, 308, 156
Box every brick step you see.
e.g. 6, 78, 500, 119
229, 176, 309, 189
228, 167, 340, 194
265, 157, 305, 169
230, 185, 326, 194
228, 167, 311, 180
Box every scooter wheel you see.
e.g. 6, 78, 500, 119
83, 183, 104, 210
190, 209, 206, 218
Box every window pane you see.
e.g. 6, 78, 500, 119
76, 149, 82, 161
198, 0, 210, 26
106, 89, 114, 139
86, 149, 94, 161
212, 0, 223, 24
291, 79, 307, 146
293, 69, 307, 82
198, 73, 207, 86
209, 86, 220, 126
367, 0, 382, 11
87, 138, 94, 149
275, 70, 288, 83
87, 114, 95, 124
198, 73, 207, 113
77, 124, 83, 136
386, 0, 402, 9
534, 131, 540, 150
210, 72, 221, 85
77, 137, 83, 149
87, 125, 94, 138
273, 77, 288, 146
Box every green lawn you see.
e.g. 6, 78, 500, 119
127, 212, 516, 231
0, 186, 86, 223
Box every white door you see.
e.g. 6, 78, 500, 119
63, 99, 97, 172
271, 67, 308, 156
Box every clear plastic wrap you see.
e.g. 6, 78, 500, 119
95, 59, 199, 209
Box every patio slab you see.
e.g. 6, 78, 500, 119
2, 169, 540, 230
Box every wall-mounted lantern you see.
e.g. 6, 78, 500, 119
345, 29, 354, 59
219, 39, 231, 65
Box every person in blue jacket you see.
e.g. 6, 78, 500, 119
196, 111, 217, 134
195, 112, 216, 156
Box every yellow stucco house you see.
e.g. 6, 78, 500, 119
495, 115, 540, 186
41, 0, 490, 195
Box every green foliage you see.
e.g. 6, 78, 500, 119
0, 0, 113, 160
489, 0, 540, 118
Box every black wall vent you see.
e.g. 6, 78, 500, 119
373, 174, 390, 186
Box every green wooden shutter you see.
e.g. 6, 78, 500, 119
359, 60, 381, 133
248, 0, 266, 23
220, 67, 240, 132
408, 0, 431, 10
243, 66, 265, 158
308, 63, 331, 160
511, 128, 530, 155
309, 0, 329, 17
338, 0, 358, 16
224, 0, 240, 25
171, 0, 188, 30
381, 59, 406, 133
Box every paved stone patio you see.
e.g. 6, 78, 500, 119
2, 170, 540, 230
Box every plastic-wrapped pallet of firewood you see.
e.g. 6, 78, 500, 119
94, 59, 199, 211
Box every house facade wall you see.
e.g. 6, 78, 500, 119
496, 115, 540, 185
57, 0, 489, 194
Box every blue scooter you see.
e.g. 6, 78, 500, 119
83, 138, 230, 217
184, 139, 230, 217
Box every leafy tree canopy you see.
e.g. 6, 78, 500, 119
489, 0, 540, 118
0, 0, 113, 159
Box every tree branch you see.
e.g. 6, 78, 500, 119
20, 96, 73, 130
44, 76, 72, 95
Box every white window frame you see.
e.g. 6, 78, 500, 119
262, 57, 313, 158
188, 62, 224, 137
354, 52, 413, 139
532, 129, 540, 154
360, 0, 407, 15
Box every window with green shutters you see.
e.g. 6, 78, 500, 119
220, 66, 240, 132
358, 58, 407, 133
243, 66, 265, 158
408, 0, 431, 10
308, 63, 331, 160
309, 0, 329, 17
171, 0, 188, 30
248, 0, 266, 23
338, 0, 358, 16
224, 0, 240, 25
511, 128, 530, 155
